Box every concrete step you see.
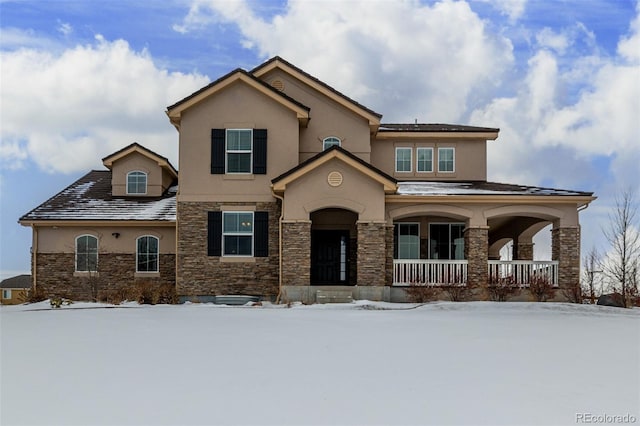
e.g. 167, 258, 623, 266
315, 289, 353, 304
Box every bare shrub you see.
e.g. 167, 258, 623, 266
442, 284, 469, 302
529, 274, 556, 302
127, 282, 177, 305
20, 286, 47, 304
487, 275, 521, 302
404, 282, 437, 303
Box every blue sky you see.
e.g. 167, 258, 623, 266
1, 0, 639, 280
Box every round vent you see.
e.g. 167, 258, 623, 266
271, 79, 285, 91
327, 171, 343, 187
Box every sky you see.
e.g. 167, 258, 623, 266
1, 0, 639, 280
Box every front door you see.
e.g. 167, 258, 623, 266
311, 230, 350, 285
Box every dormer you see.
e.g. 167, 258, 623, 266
102, 143, 178, 197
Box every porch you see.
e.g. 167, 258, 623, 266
392, 259, 559, 287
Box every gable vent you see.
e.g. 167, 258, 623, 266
271, 79, 285, 91
327, 171, 343, 187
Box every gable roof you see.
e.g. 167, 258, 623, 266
251, 56, 383, 130
19, 171, 176, 224
0, 274, 31, 289
272, 145, 397, 193
166, 67, 311, 128
102, 142, 178, 179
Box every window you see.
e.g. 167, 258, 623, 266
223, 212, 254, 256
395, 148, 412, 172
323, 137, 341, 150
137, 236, 159, 272
211, 128, 267, 175
395, 223, 420, 259
2, 289, 11, 299
226, 129, 253, 173
76, 235, 98, 272
417, 148, 433, 172
429, 223, 464, 260
127, 171, 147, 194
438, 148, 455, 172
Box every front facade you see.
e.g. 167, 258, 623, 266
0, 275, 31, 305
21, 57, 595, 303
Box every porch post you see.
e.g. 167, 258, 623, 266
281, 220, 311, 286
464, 226, 489, 288
552, 225, 580, 290
515, 238, 534, 261
385, 224, 395, 286
357, 221, 387, 287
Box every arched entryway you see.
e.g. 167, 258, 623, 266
310, 208, 358, 285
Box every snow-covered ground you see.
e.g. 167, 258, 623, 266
1, 301, 638, 426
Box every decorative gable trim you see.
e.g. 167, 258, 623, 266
271, 146, 397, 193
252, 56, 382, 132
166, 69, 310, 129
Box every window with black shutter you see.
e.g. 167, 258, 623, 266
253, 129, 267, 174
254, 211, 269, 257
207, 211, 222, 256
211, 128, 267, 174
211, 129, 225, 174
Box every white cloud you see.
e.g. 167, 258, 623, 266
474, 0, 527, 22
0, 35, 210, 173
173, 0, 514, 122
57, 21, 73, 37
535, 27, 570, 54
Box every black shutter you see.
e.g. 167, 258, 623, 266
207, 211, 222, 256
254, 211, 269, 257
252, 129, 267, 174
211, 129, 225, 174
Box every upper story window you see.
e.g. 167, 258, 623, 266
226, 129, 253, 174
127, 171, 147, 194
211, 128, 267, 175
395, 148, 412, 172
417, 148, 433, 173
223, 212, 254, 256
137, 235, 159, 272
323, 137, 341, 150
76, 235, 98, 272
438, 148, 455, 173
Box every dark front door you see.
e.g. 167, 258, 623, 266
311, 230, 350, 285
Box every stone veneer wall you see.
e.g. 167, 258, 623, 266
177, 201, 280, 298
516, 242, 534, 261
34, 253, 175, 301
281, 221, 310, 286
385, 225, 395, 286
552, 226, 580, 289
356, 222, 387, 286
464, 227, 488, 288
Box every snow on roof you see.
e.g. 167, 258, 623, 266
396, 181, 593, 196
20, 171, 176, 222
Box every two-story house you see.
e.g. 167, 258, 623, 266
20, 57, 595, 303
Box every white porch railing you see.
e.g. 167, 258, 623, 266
488, 260, 559, 287
392, 260, 559, 287
393, 260, 468, 286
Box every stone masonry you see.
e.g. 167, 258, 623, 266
464, 226, 489, 288
34, 252, 175, 301
552, 226, 580, 290
516, 242, 534, 261
385, 225, 395, 286
357, 222, 387, 287
177, 201, 280, 298
281, 221, 311, 286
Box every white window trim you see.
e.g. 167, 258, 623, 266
417, 147, 434, 173
396, 222, 420, 259
222, 211, 254, 257
75, 234, 98, 272
225, 129, 253, 174
126, 170, 148, 195
322, 136, 341, 150
428, 222, 465, 260
395, 147, 412, 173
438, 147, 455, 173
2, 289, 11, 299
136, 235, 160, 273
